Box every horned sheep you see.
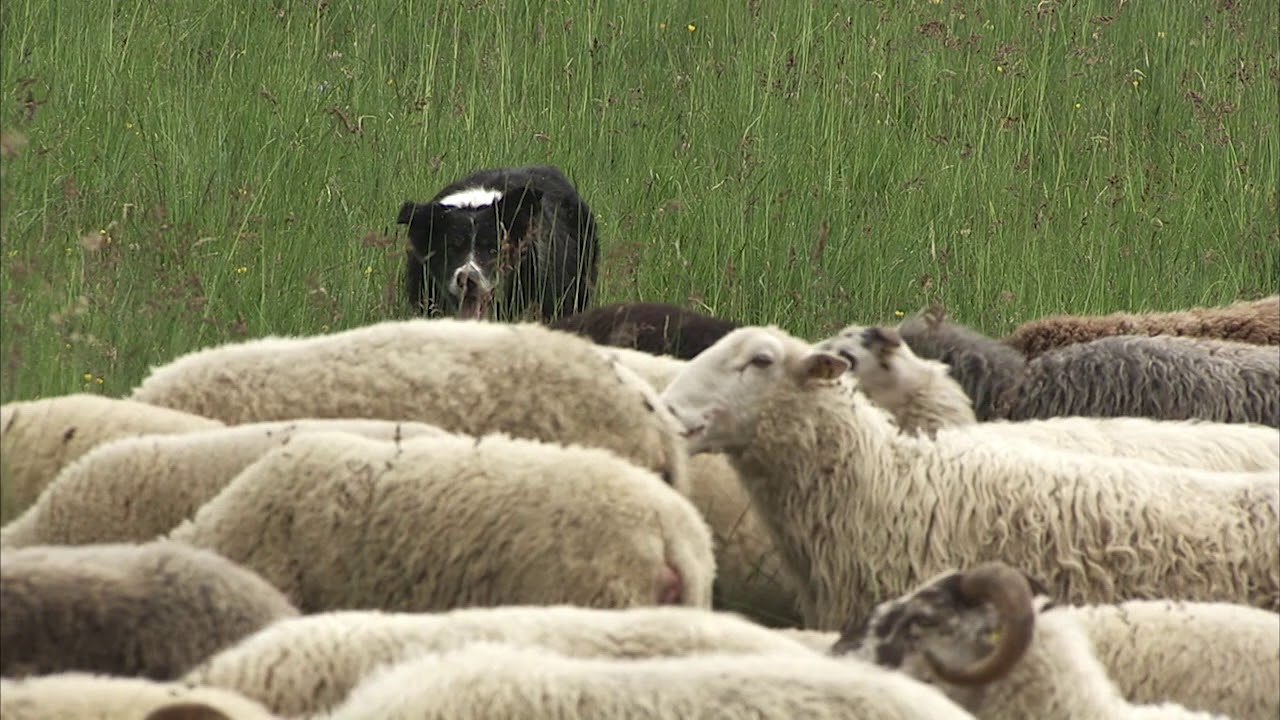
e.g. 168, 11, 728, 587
835, 562, 1236, 719
602, 345, 804, 627
1, 418, 446, 549
0, 393, 223, 523
550, 301, 741, 359
323, 642, 976, 720
129, 318, 688, 487
1005, 294, 1280, 358
659, 325, 1280, 630
187, 605, 824, 717
168, 430, 715, 615
0, 541, 298, 681
0, 672, 278, 720
898, 305, 1280, 427
817, 323, 1280, 472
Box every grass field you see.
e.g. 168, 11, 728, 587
1, 0, 1276, 403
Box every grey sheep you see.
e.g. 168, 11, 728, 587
1, 418, 446, 549
168, 430, 715, 615
0, 393, 223, 523
129, 318, 688, 487
0, 541, 298, 680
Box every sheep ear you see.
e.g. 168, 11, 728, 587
144, 702, 233, 720
801, 351, 849, 381
866, 326, 902, 349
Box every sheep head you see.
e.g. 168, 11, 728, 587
659, 326, 847, 455
830, 562, 1041, 707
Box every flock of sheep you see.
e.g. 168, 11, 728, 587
0, 293, 1278, 720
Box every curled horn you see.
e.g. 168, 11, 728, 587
924, 562, 1036, 686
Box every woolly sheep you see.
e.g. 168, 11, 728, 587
1, 418, 446, 549
323, 642, 976, 720
1001, 333, 1280, 426
129, 318, 688, 486
0, 540, 298, 681
659, 325, 1280, 630
187, 605, 824, 717
817, 323, 1280, 472
549, 301, 741, 359
1005, 295, 1280, 358
0, 673, 278, 720
602, 345, 803, 627
168, 430, 715, 615
1059, 599, 1280, 720
835, 562, 1229, 719
816, 323, 977, 435
898, 306, 1280, 427
0, 393, 223, 522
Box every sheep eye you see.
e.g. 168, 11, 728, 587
748, 353, 774, 369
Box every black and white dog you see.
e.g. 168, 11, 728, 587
397, 165, 599, 321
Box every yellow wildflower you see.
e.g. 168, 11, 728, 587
687, 23, 696, 32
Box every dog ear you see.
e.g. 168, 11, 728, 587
397, 201, 438, 227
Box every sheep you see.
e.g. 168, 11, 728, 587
896, 305, 1027, 421
601, 345, 804, 627
833, 561, 1231, 719
0, 540, 298, 681
323, 642, 976, 720
0, 672, 278, 720
187, 605, 826, 717
1005, 295, 1280, 358
815, 323, 977, 435
397, 164, 598, 321
1000, 333, 1280, 426
658, 325, 1280, 630
1057, 600, 1280, 720
817, 323, 1280, 472
0, 418, 446, 549
129, 318, 688, 487
898, 306, 1280, 427
0, 393, 223, 523
549, 301, 741, 359
168, 430, 715, 615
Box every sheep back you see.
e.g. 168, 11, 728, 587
1005, 295, 1280, 358
1000, 333, 1280, 426
128, 318, 688, 487
326, 642, 974, 720
0, 394, 223, 523
0, 540, 298, 680
167, 430, 715, 614
0, 418, 446, 549
550, 301, 741, 360
0, 672, 277, 720
187, 605, 819, 717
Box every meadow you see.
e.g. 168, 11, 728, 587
0, 0, 1276, 403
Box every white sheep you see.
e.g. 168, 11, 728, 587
0, 672, 277, 720
0, 393, 223, 523
323, 642, 976, 720
168, 430, 715, 615
602, 345, 804, 627
659, 325, 1280, 630
0, 540, 298, 681
1, 418, 446, 549
835, 561, 1229, 719
1059, 599, 1280, 720
818, 323, 1280, 472
129, 318, 688, 487
188, 604, 824, 717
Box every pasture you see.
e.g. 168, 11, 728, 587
0, 0, 1275, 403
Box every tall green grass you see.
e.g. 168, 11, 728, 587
1, 0, 1276, 402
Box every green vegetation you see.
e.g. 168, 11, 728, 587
1, 0, 1276, 402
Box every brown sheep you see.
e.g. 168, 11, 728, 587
1004, 295, 1280, 359
550, 302, 740, 360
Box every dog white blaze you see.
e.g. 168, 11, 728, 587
436, 186, 504, 209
